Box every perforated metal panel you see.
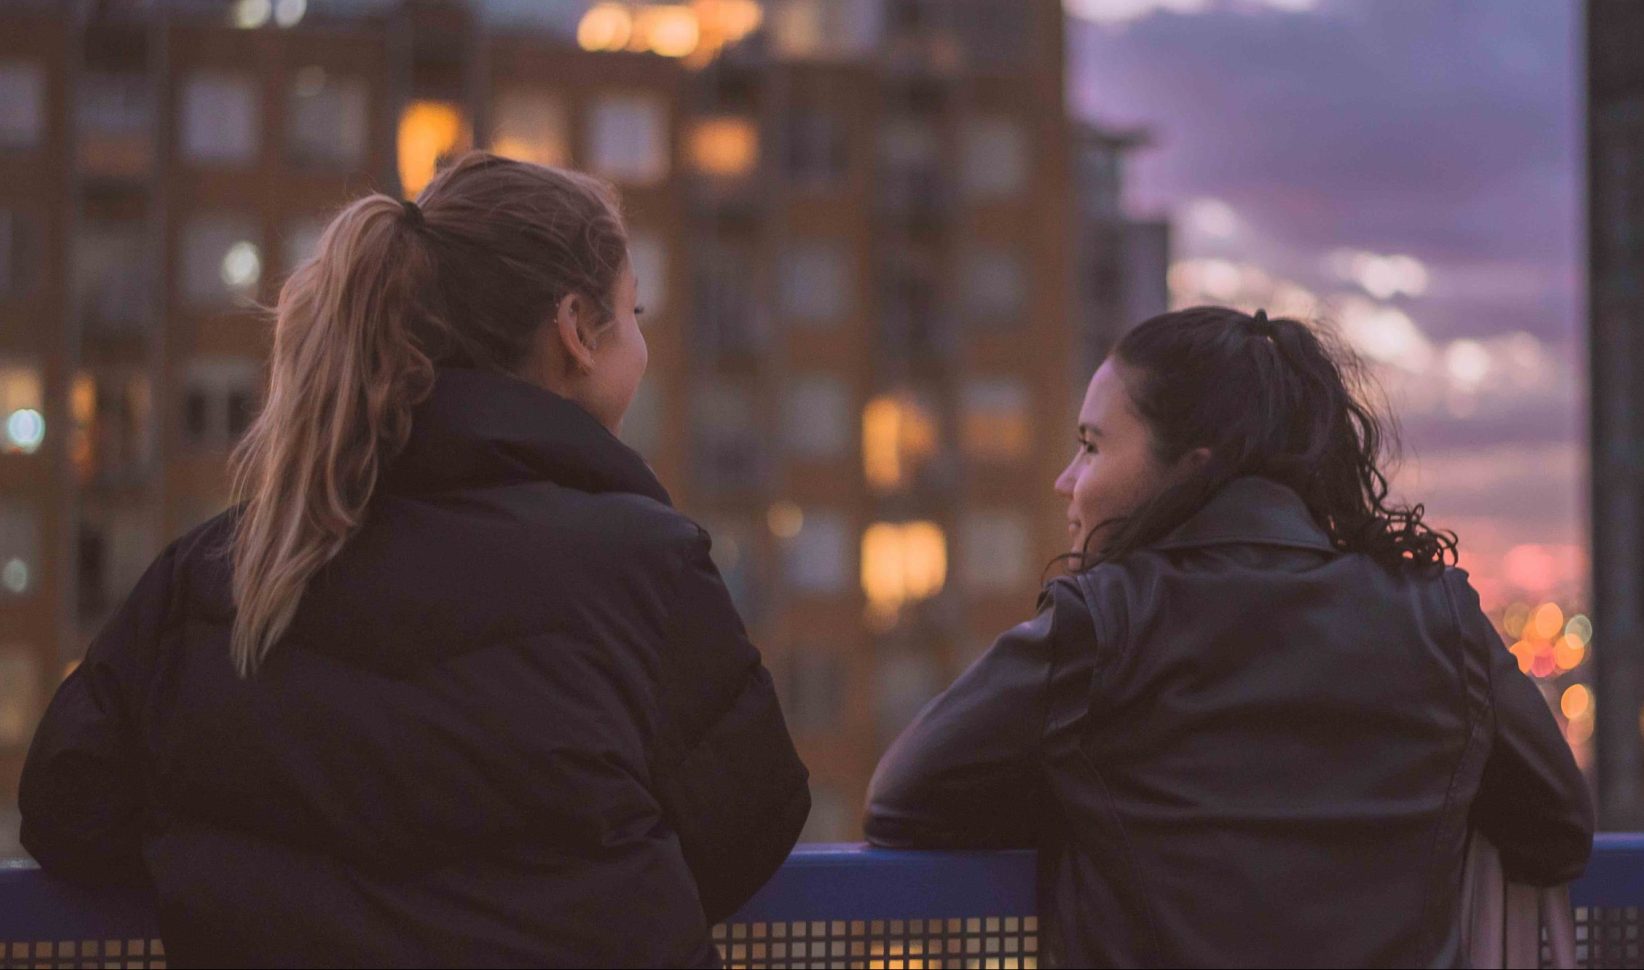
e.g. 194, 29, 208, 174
2, 938, 165, 969
1575, 906, 1644, 968
713, 916, 1038, 969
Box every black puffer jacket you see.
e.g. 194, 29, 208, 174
868, 476, 1591, 968
21, 367, 811, 968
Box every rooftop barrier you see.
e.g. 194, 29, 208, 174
3, 835, 1642, 968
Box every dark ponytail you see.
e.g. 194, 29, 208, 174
1070, 305, 1457, 572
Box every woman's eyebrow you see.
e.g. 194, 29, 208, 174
1078, 423, 1103, 438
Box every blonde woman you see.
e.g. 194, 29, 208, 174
21, 153, 810, 968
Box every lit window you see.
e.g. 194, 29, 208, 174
783, 508, 849, 594
0, 209, 40, 299
77, 72, 153, 177
0, 645, 39, 747
876, 651, 941, 745
287, 68, 368, 168
397, 100, 470, 198
961, 378, 1031, 462
0, 502, 40, 599
782, 649, 845, 733
492, 90, 569, 167
74, 370, 153, 485
688, 116, 758, 178
182, 214, 261, 306
961, 247, 1026, 324
961, 511, 1031, 592
961, 116, 1028, 200
861, 521, 947, 623
783, 375, 850, 459
280, 216, 327, 275
587, 93, 668, 185
627, 232, 667, 317
182, 358, 260, 449
0, 61, 44, 150
632, 5, 702, 60
692, 381, 764, 493
779, 241, 851, 325
861, 391, 940, 492
0, 363, 44, 455
181, 72, 259, 164
619, 377, 662, 459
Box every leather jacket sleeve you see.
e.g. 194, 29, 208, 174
864, 586, 1066, 849
1454, 571, 1595, 885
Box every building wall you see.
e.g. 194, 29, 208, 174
0, 0, 1156, 847
1589, 0, 1644, 829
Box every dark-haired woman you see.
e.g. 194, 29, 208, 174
21, 153, 809, 968
866, 306, 1592, 968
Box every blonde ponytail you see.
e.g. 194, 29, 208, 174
226, 153, 629, 676
228, 194, 434, 675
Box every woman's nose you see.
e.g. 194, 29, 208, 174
1054, 462, 1076, 499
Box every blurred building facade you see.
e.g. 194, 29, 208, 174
1589, 0, 1644, 830
0, 0, 1165, 849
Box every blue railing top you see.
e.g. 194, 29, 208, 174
3, 835, 1642, 940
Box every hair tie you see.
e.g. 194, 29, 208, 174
401, 198, 425, 228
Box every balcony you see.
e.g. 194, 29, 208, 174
4, 837, 1644, 968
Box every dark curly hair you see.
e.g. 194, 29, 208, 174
1069, 305, 1457, 572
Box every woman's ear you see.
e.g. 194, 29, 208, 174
553, 292, 597, 375
1179, 446, 1213, 475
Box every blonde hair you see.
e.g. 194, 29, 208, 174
228, 153, 628, 676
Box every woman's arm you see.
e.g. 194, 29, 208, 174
864, 582, 1073, 850
20, 543, 178, 885
650, 529, 810, 926
1453, 572, 1595, 885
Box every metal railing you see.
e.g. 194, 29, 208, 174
3, 836, 1642, 968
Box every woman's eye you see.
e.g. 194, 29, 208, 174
1078, 439, 1096, 455
635, 305, 647, 317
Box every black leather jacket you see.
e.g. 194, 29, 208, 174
867, 477, 1592, 968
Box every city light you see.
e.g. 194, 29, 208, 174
1567, 613, 1594, 644
861, 521, 947, 623
231, 0, 271, 30
398, 101, 468, 199
578, 4, 633, 52
636, 6, 701, 59
220, 241, 262, 291
577, 1, 762, 65
4, 408, 43, 454
1327, 249, 1429, 299
767, 501, 804, 539
1443, 339, 1491, 389
689, 117, 759, 177
1, 558, 28, 595
1531, 601, 1565, 640
273, 0, 305, 29
863, 394, 940, 492
1561, 683, 1593, 721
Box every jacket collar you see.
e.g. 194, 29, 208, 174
380, 367, 671, 505
1150, 476, 1336, 553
